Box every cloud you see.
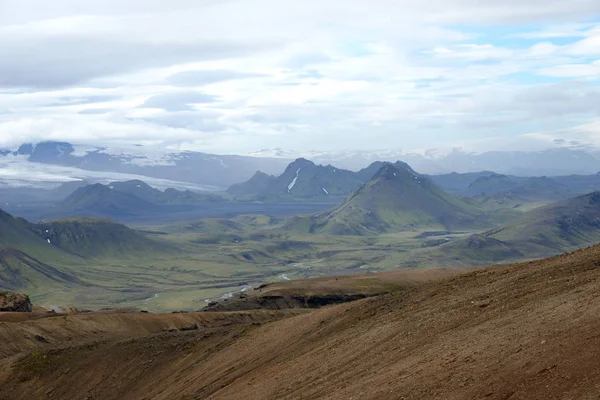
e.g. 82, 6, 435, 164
45, 95, 120, 106
1, 1, 600, 154
0, 20, 276, 89
166, 69, 266, 86
141, 91, 220, 111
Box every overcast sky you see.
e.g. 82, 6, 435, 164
0, 0, 599, 154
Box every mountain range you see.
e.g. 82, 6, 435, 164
4, 141, 600, 192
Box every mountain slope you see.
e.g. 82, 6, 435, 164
6, 245, 600, 399
440, 191, 600, 264
28, 218, 170, 259
287, 162, 486, 235
0, 210, 83, 290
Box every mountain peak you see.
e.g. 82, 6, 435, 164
288, 158, 315, 169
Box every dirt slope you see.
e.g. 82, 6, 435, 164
205, 268, 471, 311
4, 246, 600, 399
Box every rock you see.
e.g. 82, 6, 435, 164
0, 291, 33, 312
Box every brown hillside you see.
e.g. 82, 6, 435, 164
204, 268, 470, 311
3, 245, 600, 399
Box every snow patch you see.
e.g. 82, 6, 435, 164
288, 168, 301, 192
279, 274, 291, 281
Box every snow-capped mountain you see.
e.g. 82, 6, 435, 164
247, 147, 600, 176
0, 141, 290, 189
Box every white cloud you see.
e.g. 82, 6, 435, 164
0, 1, 600, 154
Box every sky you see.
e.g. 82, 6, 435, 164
0, 0, 599, 155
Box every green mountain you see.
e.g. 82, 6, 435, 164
441, 191, 600, 263
286, 162, 486, 235
29, 217, 168, 259
0, 207, 175, 295
254, 158, 363, 200
226, 171, 277, 198
0, 209, 82, 290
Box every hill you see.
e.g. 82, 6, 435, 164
287, 162, 487, 235
440, 191, 600, 264
226, 171, 277, 198
5, 246, 600, 398
240, 158, 363, 200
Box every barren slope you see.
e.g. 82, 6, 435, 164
3, 246, 600, 399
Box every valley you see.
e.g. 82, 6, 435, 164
5, 149, 600, 312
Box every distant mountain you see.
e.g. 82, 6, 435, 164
249, 147, 600, 176
58, 180, 225, 219
286, 162, 486, 235
0, 141, 290, 188
467, 173, 518, 195
428, 171, 497, 195
107, 180, 223, 204
226, 171, 277, 198
60, 184, 161, 218
234, 159, 363, 200
482, 177, 571, 204
441, 191, 600, 264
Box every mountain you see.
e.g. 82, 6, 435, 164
286, 162, 486, 235
0, 209, 82, 291
57, 180, 225, 219
428, 171, 497, 195
250, 147, 600, 176
441, 191, 600, 264
467, 173, 518, 195
0, 141, 290, 189
60, 184, 161, 218
29, 218, 168, 259
107, 180, 223, 204
226, 172, 277, 198
476, 176, 572, 206
240, 159, 363, 200
0, 207, 174, 293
